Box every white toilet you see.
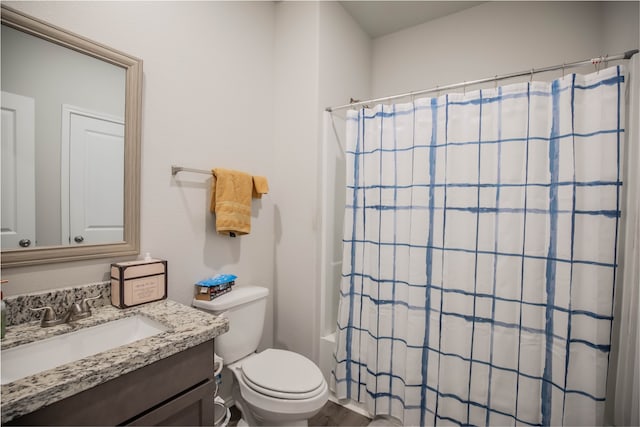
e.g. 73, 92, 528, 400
193, 286, 328, 426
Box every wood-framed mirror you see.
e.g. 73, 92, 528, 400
1, 5, 142, 267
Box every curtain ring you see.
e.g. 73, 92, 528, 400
594, 56, 602, 74
605, 54, 609, 69
494, 75, 498, 89
530, 68, 534, 82
463, 81, 466, 95
562, 63, 566, 78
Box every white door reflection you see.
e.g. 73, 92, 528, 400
61, 106, 124, 245
1, 91, 35, 249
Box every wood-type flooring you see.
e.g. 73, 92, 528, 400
227, 400, 372, 426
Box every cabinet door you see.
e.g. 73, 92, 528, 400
128, 380, 214, 426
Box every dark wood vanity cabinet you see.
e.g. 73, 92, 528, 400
8, 340, 215, 426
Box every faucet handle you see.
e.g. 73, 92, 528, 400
79, 295, 101, 314
30, 306, 56, 319
30, 306, 64, 327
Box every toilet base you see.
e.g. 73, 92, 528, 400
237, 417, 308, 427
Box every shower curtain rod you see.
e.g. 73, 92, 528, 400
325, 49, 639, 113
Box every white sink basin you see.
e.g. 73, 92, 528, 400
1, 314, 168, 385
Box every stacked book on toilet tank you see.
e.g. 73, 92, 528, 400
194, 274, 237, 301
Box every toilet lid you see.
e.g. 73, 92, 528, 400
241, 349, 325, 395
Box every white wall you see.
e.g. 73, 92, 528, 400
272, 1, 320, 360
1, 1, 277, 350
316, 3, 372, 384
272, 1, 371, 363
372, 1, 638, 98
602, 1, 640, 55
318, 1, 371, 336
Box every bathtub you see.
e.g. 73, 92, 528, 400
319, 331, 372, 419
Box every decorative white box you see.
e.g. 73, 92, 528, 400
111, 259, 167, 308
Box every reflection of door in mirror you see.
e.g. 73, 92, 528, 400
1, 91, 36, 250
62, 106, 124, 245
1, 23, 126, 248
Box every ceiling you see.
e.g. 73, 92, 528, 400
340, 1, 484, 38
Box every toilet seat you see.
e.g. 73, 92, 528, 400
240, 349, 325, 400
241, 371, 325, 400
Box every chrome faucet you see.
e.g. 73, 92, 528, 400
30, 296, 101, 328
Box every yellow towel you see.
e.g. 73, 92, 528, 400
252, 176, 269, 199
210, 168, 253, 236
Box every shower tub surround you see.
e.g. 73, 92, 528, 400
1, 282, 228, 423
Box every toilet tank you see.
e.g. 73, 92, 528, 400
193, 286, 268, 364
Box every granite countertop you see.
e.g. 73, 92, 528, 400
1, 299, 229, 423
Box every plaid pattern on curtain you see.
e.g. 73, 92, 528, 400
333, 66, 625, 426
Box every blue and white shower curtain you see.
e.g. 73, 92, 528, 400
333, 66, 625, 426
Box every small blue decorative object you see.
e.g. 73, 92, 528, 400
196, 274, 237, 288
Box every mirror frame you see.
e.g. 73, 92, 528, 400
1, 5, 141, 268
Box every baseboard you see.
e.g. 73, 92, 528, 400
328, 392, 372, 418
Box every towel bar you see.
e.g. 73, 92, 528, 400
171, 165, 212, 176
